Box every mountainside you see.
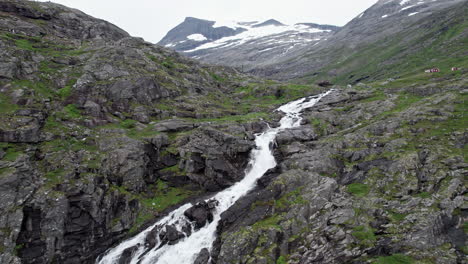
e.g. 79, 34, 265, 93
0, 1, 466, 264
252, 0, 468, 82
159, 17, 339, 71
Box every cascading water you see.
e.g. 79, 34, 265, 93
97, 90, 332, 264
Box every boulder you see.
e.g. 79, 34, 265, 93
194, 248, 210, 264
159, 225, 185, 245
118, 245, 139, 264
184, 200, 218, 229
153, 119, 196, 132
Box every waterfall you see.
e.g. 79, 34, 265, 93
97, 90, 331, 264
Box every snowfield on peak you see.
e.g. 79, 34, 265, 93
183, 22, 329, 52
158, 17, 339, 72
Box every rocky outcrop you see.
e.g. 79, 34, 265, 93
213, 88, 467, 263
178, 128, 254, 191
0, 1, 257, 263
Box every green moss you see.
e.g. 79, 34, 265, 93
388, 211, 408, 222
63, 104, 82, 119
120, 119, 137, 129
129, 211, 154, 233
57, 79, 77, 99
347, 183, 370, 197
310, 118, 327, 136
12, 79, 53, 98
160, 165, 186, 176
374, 254, 414, 264
210, 72, 226, 82
276, 256, 287, 264
414, 192, 431, 199
352, 226, 377, 247
360, 90, 386, 103
0, 93, 19, 114
0, 167, 15, 177
0, 144, 22, 162
44, 169, 66, 187
274, 188, 306, 209
140, 180, 193, 212
252, 214, 283, 230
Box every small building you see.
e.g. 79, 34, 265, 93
425, 68, 440, 73
451, 67, 460, 71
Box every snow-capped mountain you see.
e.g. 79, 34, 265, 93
158, 17, 339, 70
251, 0, 466, 80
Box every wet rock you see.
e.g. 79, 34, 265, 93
118, 245, 139, 264
159, 225, 185, 246
145, 226, 160, 249
184, 200, 218, 229
194, 248, 210, 264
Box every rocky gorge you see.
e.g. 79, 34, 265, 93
0, 0, 466, 264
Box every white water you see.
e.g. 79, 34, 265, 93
97, 90, 332, 264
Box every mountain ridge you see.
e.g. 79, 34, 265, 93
158, 17, 340, 71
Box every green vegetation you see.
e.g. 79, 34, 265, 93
44, 169, 66, 187
251, 214, 283, 230
274, 188, 306, 209
57, 79, 77, 98
0, 143, 23, 162
123, 180, 196, 233
301, 4, 468, 85
12, 79, 53, 98
0, 93, 19, 114
0, 167, 15, 176
310, 118, 327, 136
352, 226, 377, 247
388, 211, 408, 222
210, 72, 226, 82
347, 183, 370, 197
374, 254, 414, 264
140, 180, 193, 212
63, 104, 82, 119
276, 256, 287, 264
414, 192, 431, 199
120, 119, 137, 129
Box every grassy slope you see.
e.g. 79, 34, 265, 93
298, 1, 468, 85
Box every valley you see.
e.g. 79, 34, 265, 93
0, 0, 466, 264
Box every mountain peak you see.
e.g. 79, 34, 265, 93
252, 19, 285, 28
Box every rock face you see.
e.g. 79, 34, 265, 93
178, 128, 254, 191
0, 1, 259, 263
158, 17, 339, 72
212, 88, 467, 264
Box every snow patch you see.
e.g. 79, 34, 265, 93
408, 12, 419, 16
400, 0, 411, 5
358, 13, 364, 18
382, 14, 389, 18
401, 4, 417, 11
185, 23, 326, 52
187, 34, 207, 41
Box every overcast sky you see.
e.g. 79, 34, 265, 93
37, 0, 379, 43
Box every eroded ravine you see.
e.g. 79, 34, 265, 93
97, 90, 332, 264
